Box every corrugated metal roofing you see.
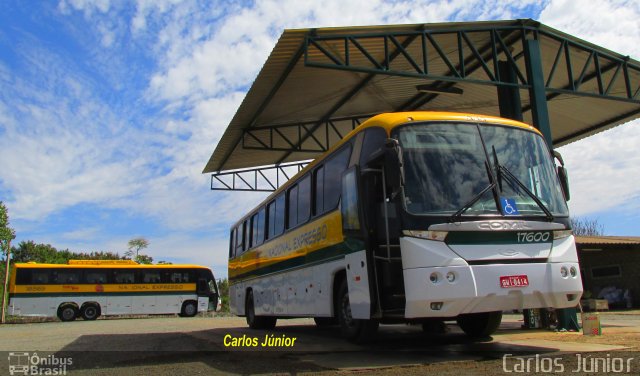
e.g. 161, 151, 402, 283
576, 236, 640, 246
204, 19, 640, 174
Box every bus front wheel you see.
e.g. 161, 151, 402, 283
80, 303, 101, 320
337, 279, 378, 343
245, 290, 277, 329
180, 301, 198, 317
457, 311, 502, 338
57, 304, 78, 322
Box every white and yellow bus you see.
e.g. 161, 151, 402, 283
8, 260, 220, 321
228, 111, 582, 342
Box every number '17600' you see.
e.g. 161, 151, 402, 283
517, 232, 551, 243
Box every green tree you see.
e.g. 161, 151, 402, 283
12, 241, 67, 263
136, 254, 154, 264
217, 278, 230, 313
1, 202, 16, 323
125, 237, 149, 260
12, 241, 124, 263
0, 202, 16, 261
73, 251, 124, 260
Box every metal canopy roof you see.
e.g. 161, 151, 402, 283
204, 19, 640, 185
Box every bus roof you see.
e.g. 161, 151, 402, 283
359, 111, 539, 134
231, 111, 541, 226
13, 262, 211, 270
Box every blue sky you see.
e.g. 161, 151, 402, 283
0, 0, 638, 279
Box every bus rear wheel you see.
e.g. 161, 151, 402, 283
245, 290, 277, 329
180, 301, 198, 317
457, 311, 502, 338
337, 279, 378, 343
81, 303, 101, 320
57, 304, 78, 322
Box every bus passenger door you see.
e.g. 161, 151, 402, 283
341, 166, 373, 319
361, 139, 406, 315
197, 278, 219, 312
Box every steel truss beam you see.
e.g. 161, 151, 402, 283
304, 26, 640, 104
242, 116, 370, 152
211, 161, 310, 192
211, 24, 639, 192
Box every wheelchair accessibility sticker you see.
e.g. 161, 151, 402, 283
500, 197, 519, 216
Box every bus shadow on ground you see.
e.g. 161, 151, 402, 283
54, 323, 561, 373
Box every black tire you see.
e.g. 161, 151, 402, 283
457, 311, 503, 338
57, 304, 78, 322
314, 317, 338, 328
336, 279, 378, 343
245, 290, 277, 329
180, 301, 198, 317
80, 303, 101, 320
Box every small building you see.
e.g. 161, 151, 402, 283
576, 236, 640, 309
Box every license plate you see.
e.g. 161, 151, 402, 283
500, 275, 529, 288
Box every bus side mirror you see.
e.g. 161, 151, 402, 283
383, 139, 403, 193
553, 151, 570, 201
557, 166, 570, 201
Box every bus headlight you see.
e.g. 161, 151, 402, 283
446, 271, 456, 283
570, 266, 578, 278
429, 272, 440, 284
403, 230, 448, 242
560, 266, 568, 278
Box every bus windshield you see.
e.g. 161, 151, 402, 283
396, 122, 568, 217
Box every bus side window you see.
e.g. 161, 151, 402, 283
267, 200, 276, 239
288, 184, 298, 229
289, 175, 310, 229
244, 219, 251, 251
15, 269, 31, 285
235, 224, 243, 255
314, 166, 324, 216
319, 145, 352, 214
142, 270, 161, 283
274, 194, 285, 236
360, 127, 387, 166
85, 271, 107, 284
32, 269, 50, 284
252, 208, 265, 247
229, 228, 236, 259
53, 270, 79, 284
114, 270, 135, 284
267, 194, 285, 239
168, 270, 190, 283
197, 279, 208, 295
298, 175, 311, 225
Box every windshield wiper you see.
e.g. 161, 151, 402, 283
491, 146, 554, 221
448, 161, 496, 222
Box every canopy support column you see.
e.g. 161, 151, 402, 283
524, 39, 553, 147
497, 60, 524, 122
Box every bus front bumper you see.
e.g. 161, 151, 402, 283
403, 262, 583, 318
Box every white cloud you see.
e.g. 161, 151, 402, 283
541, 0, 640, 219
145, 0, 543, 105
61, 227, 101, 241
59, 0, 112, 17
559, 120, 640, 216
540, 0, 640, 60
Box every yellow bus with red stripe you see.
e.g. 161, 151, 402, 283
8, 260, 220, 321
